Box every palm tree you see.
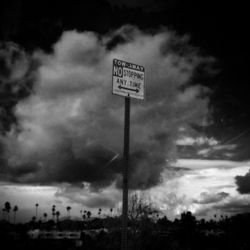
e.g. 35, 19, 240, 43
43, 212, 48, 222
87, 211, 91, 219
56, 211, 60, 223
31, 216, 36, 228
98, 208, 102, 218
52, 205, 56, 220
35, 203, 39, 218
66, 206, 71, 217
13, 205, 18, 224
4, 202, 11, 222
110, 208, 113, 217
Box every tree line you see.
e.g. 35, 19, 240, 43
1, 195, 250, 250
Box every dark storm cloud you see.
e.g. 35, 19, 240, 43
0, 26, 212, 189
55, 185, 120, 209
214, 198, 250, 215
5, 143, 121, 189
235, 170, 250, 194
107, 0, 170, 12
0, 0, 112, 48
194, 196, 250, 218
193, 191, 229, 204
0, 42, 37, 133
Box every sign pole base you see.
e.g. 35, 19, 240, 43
121, 97, 130, 250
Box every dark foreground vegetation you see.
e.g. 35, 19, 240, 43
1, 210, 250, 250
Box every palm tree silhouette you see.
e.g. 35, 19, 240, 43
31, 216, 36, 228
4, 202, 11, 222
35, 203, 39, 218
87, 211, 91, 219
43, 212, 48, 222
56, 211, 60, 223
13, 205, 18, 224
98, 208, 102, 218
66, 206, 71, 218
52, 205, 56, 220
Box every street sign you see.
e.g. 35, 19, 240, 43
112, 58, 146, 250
112, 59, 145, 100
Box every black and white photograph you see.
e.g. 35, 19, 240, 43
0, 1, 249, 249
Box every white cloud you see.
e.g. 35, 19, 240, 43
176, 136, 218, 146
145, 159, 250, 219
174, 159, 245, 170
1, 26, 211, 189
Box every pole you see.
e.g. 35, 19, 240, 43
121, 97, 130, 250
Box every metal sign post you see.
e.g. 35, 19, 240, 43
112, 58, 145, 250
121, 96, 130, 250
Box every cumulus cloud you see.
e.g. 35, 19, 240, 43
0, 25, 211, 189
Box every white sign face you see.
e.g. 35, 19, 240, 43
112, 59, 145, 100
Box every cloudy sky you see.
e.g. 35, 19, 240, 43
0, 0, 250, 222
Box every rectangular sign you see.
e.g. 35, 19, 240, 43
112, 59, 145, 100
